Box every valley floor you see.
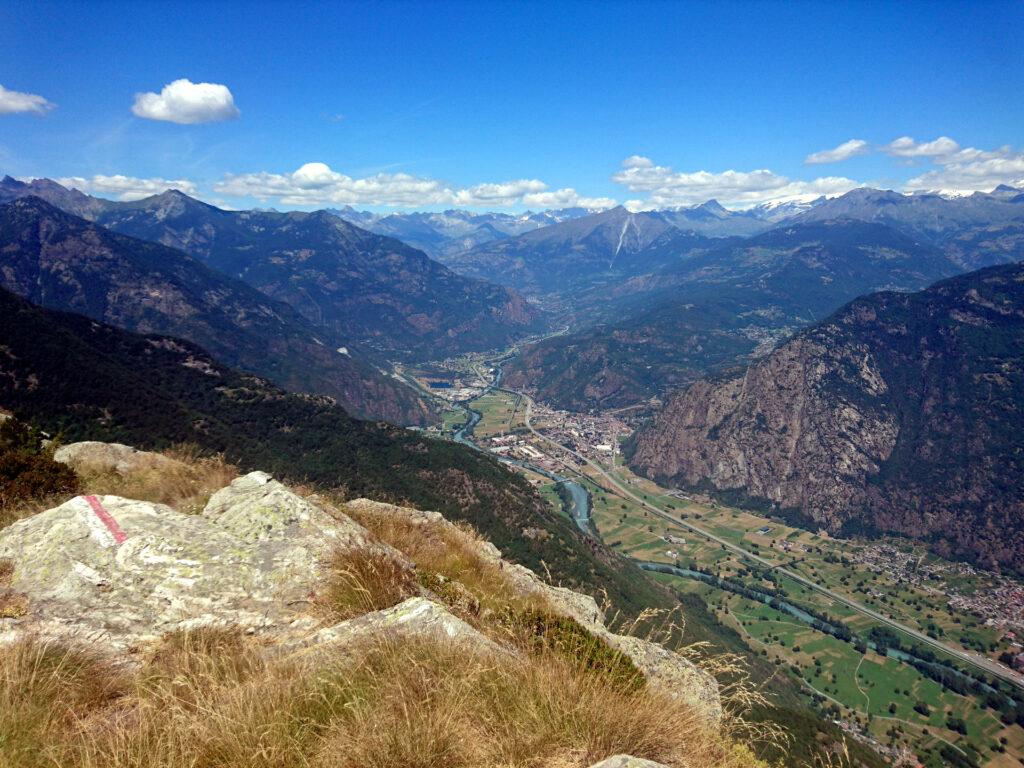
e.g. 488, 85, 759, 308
427, 348, 1024, 768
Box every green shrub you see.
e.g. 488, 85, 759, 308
0, 418, 79, 518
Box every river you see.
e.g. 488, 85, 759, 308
450, 369, 592, 536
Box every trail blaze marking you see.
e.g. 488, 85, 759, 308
84, 495, 127, 545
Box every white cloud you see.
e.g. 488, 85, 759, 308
804, 139, 869, 165
0, 84, 55, 116
132, 79, 240, 124
883, 135, 961, 160
521, 188, 617, 210
452, 179, 548, 206
871, 136, 1024, 194
214, 162, 615, 209
57, 174, 199, 201
903, 150, 1024, 194
611, 155, 862, 208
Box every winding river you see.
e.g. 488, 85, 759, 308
450, 370, 592, 535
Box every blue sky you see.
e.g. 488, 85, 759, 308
1, 0, 1022, 210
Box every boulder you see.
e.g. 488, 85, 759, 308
53, 441, 183, 476
0, 473, 400, 651
604, 634, 722, 721
294, 596, 509, 659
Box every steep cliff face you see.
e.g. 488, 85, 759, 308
503, 220, 958, 412
632, 263, 1024, 570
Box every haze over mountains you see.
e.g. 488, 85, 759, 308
329, 205, 598, 259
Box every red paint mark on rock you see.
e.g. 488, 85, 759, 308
84, 495, 127, 545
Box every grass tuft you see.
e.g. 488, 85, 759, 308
72, 444, 237, 514
316, 546, 419, 621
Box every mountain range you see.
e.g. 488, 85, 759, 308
504, 219, 960, 410
790, 186, 1024, 270
0, 196, 433, 425
0, 176, 543, 361
329, 205, 597, 259
629, 261, 1024, 571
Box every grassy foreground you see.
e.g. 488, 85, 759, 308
0, 447, 769, 768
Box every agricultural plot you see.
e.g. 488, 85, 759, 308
469, 391, 527, 437
580, 464, 1024, 765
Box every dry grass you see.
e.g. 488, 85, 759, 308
0, 631, 765, 768
316, 546, 419, 621
0, 494, 57, 531
0, 445, 237, 532
0, 462, 771, 767
343, 502, 548, 619
0, 640, 127, 768
69, 444, 237, 514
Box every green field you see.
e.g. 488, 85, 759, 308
468, 391, 527, 437
577, 460, 1024, 766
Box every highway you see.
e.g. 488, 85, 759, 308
503, 385, 1024, 692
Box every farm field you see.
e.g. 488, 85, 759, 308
468, 391, 527, 437
578, 459, 1024, 766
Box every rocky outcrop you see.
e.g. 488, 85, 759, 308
0, 472, 389, 650
0, 464, 721, 720
297, 596, 509, 659
632, 262, 1024, 570
54, 441, 184, 476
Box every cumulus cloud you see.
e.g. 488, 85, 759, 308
804, 139, 869, 165
521, 188, 617, 210
870, 136, 1024, 194
0, 84, 55, 116
611, 155, 862, 207
214, 162, 615, 209
903, 149, 1024, 194
57, 174, 199, 201
132, 79, 240, 124
883, 135, 961, 160
451, 179, 548, 206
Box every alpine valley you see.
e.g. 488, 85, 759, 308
4, 172, 1024, 768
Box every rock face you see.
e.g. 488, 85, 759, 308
632, 262, 1024, 570
631, 335, 900, 531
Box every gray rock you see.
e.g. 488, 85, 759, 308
588, 756, 671, 768
588, 757, 671, 768
293, 597, 509, 659
54, 441, 183, 476
0, 473, 398, 651
604, 634, 722, 721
